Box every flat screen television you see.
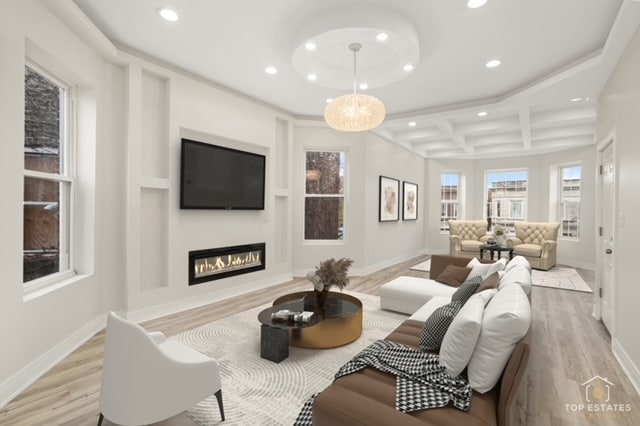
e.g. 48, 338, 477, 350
180, 138, 266, 210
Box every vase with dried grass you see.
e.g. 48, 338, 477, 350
306, 257, 354, 311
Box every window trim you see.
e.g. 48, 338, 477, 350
557, 162, 582, 241
303, 149, 348, 243
439, 171, 462, 234
23, 62, 77, 293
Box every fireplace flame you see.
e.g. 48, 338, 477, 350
195, 250, 262, 278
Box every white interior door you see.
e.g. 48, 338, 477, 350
599, 142, 615, 334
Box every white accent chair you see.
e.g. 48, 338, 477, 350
98, 311, 224, 425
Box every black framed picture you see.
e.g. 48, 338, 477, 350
379, 176, 400, 222
402, 181, 418, 220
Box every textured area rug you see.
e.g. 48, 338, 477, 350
410, 258, 431, 272
172, 292, 408, 425
532, 267, 592, 293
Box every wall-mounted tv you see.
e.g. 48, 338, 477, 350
180, 138, 266, 210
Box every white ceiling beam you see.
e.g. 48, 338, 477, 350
455, 117, 521, 136
466, 132, 523, 147
519, 105, 532, 150
435, 120, 473, 154
531, 124, 595, 141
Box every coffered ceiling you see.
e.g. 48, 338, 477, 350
70, 0, 640, 158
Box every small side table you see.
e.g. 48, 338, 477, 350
479, 244, 514, 261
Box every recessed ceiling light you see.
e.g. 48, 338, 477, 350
157, 8, 179, 22
467, 0, 488, 8
408, 121, 417, 127
477, 111, 488, 117
307, 73, 317, 81
265, 66, 277, 75
570, 97, 583, 102
376, 32, 389, 42
485, 59, 501, 68
305, 42, 317, 51
359, 82, 368, 90
403, 64, 414, 72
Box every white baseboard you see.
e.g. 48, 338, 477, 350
612, 338, 640, 397
356, 251, 425, 276
0, 315, 106, 410
127, 272, 293, 324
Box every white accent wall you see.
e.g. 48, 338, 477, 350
597, 25, 640, 395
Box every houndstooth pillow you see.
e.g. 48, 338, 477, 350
451, 275, 483, 305
419, 301, 463, 351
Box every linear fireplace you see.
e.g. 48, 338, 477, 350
189, 243, 266, 285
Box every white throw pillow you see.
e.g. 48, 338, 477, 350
439, 289, 497, 377
467, 283, 531, 393
466, 257, 507, 280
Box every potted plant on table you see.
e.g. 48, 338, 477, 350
494, 224, 506, 245
306, 257, 354, 310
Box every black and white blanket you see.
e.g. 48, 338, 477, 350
294, 340, 471, 425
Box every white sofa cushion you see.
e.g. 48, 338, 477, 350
505, 255, 531, 272
499, 264, 532, 295
466, 257, 507, 280
439, 289, 497, 377
380, 276, 457, 314
467, 283, 531, 393
408, 296, 451, 322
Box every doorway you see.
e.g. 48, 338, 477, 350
597, 137, 615, 335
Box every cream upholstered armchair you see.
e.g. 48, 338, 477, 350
507, 222, 560, 270
448, 219, 490, 258
98, 311, 225, 425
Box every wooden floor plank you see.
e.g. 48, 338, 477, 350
1, 256, 639, 425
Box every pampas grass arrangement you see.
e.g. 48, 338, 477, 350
306, 257, 354, 291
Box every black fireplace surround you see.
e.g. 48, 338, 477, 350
189, 243, 266, 285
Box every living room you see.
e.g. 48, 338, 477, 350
2, 0, 640, 425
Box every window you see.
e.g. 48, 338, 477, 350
485, 169, 528, 230
23, 64, 74, 286
559, 165, 581, 238
304, 151, 345, 240
440, 173, 460, 232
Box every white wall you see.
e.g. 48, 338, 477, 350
597, 25, 640, 394
424, 147, 597, 269
291, 127, 425, 276
363, 133, 425, 272
0, 0, 125, 405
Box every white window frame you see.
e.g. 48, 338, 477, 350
484, 168, 528, 231
23, 61, 76, 294
440, 172, 462, 233
303, 149, 347, 244
558, 163, 581, 240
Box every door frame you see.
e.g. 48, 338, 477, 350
594, 128, 616, 337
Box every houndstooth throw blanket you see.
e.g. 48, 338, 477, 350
294, 340, 471, 425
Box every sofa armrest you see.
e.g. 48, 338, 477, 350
541, 240, 557, 251
479, 235, 490, 243
507, 237, 522, 248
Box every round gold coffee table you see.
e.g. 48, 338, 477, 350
257, 291, 363, 361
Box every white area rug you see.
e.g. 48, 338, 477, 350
532, 267, 592, 293
172, 292, 408, 425
410, 258, 431, 272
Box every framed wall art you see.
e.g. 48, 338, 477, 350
402, 181, 418, 220
379, 176, 400, 222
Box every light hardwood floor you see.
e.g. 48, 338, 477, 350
1, 256, 639, 425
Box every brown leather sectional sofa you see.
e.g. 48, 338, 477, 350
312, 255, 531, 426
